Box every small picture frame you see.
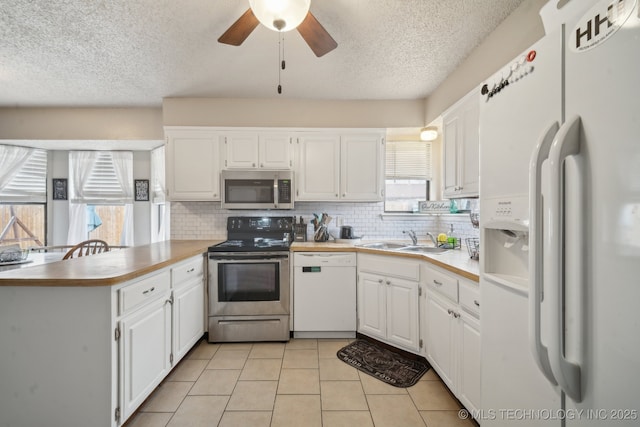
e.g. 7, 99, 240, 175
52, 178, 68, 200
134, 179, 150, 202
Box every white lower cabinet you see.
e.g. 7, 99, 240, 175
357, 254, 420, 353
120, 290, 172, 420
171, 256, 205, 362
422, 263, 481, 416
116, 256, 205, 424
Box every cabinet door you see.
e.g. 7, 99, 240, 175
340, 134, 383, 201
459, 97, 479, 197
223, 132, 260, 169
166, 130, 221, 200
458, 312, 481, 414
120, 296, 172, 420
259, 133, 292, 169
442, 114, 460, 198
173, 279, 205, 363
357, 272, 386, 340
386, 277, 419, 352
296, 134, 340, 201
425, 291, 456, 390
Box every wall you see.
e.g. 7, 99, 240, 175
0, 107, 163, 140
424, 0, 548, 124
170, 201, 479, 245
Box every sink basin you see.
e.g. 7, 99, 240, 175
356, 242, 408, 250
400, 245, 449, 254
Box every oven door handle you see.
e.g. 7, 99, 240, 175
208, 253, 289, 261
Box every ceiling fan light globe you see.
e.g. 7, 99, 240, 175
249, 0, 310, 32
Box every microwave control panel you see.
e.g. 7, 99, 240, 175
278, 179, 292, 203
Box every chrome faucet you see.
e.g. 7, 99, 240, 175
426, 232, 438, 247
403, 230, 418, 245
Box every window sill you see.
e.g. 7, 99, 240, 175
380, 212, 470, 220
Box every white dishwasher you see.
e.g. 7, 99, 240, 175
293, 252, 357, 338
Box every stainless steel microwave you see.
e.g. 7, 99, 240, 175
221, 170, 294, 210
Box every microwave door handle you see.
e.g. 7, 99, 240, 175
274, 179, 279, 208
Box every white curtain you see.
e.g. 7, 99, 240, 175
67, 151, 134, 246
0, 145, 32, 192
67, 152, 97, 245
111, 152, 134, 246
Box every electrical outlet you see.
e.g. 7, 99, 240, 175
336, 216, 344, 226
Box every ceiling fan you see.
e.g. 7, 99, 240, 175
218, 0, 338, 57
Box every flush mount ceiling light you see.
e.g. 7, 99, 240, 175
249, 0, 310, 32
420, 126, 439, 141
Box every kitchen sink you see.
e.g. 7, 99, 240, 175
400, 245, 449, 254
356, 242, 408, 250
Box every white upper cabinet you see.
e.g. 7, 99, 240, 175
296, 133, 341, 201
296, 132, 384, 202
223, 131, 293, 169
165, 128, 221, 201
340, 134, 384, 201
442, 88, 480, 198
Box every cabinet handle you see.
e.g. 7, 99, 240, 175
165, 295, 174, 305
187, 267, 195, 273
474, 299, 480, 307
378, 279, 384, 284
433, 280, 443, 286
447, 309, 453, 315
260, 163, 264, 168
252, 163, 256, 167
143, 286, 155, 295
335, 194, 339, 198
385, 280, 391, 285
342, 193, 346, 197
454, 311, 460, 318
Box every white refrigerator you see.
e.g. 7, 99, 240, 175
479, 0, 640, 425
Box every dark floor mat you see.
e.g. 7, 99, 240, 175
337, 339, 430, 388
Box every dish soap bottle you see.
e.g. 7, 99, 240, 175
447, 224, 458, 249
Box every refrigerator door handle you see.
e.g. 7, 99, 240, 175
548, 115, 582, 402
528, 121, 559, 386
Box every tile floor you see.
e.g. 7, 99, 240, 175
126, 338, 477, 427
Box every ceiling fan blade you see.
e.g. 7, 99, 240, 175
297, 12, 338, 57
218, 8, 260, 46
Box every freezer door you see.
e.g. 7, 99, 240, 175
562, 0, 640, 422
478, 28, 562, 202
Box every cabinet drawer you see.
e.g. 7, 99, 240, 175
425, 267, 458, 302
459, 280, 480, 317
120, 270, 171, 315
357, 254, 420, 281
171, 256, 204, 287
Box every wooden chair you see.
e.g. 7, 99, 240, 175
62, 239, 110, 260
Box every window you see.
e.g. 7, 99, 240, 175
150, 146, 169, 242
384, 141, 432, 212
0, 146, 47, 249
68, 151, 133, 246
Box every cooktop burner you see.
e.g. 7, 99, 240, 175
208, 216, 294, 253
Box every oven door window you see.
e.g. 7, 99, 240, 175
218, 262, 280, 301
224, 179, 275, 204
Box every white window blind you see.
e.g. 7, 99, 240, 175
70, 151, 133, 204
0, 148, 47, 203
385, 141, 432, 180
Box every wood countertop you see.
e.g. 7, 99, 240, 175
0, 240, 219, 287
291, 241, 479, 282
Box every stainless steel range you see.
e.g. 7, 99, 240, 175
207, 216, 293, 342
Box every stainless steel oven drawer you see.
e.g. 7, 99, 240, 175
208, 315, 290, 342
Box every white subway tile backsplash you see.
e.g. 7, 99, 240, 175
170, 201, 480, 243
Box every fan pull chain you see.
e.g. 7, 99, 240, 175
277, 33, 283, 94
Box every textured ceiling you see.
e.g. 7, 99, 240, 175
0, 0, 525, 107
